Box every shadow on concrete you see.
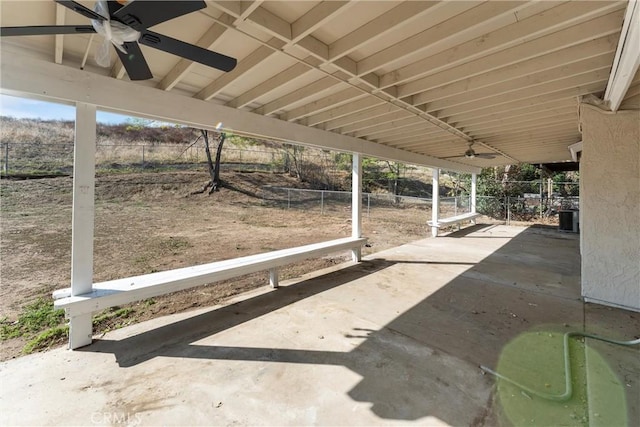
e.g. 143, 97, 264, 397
442, 223, 498, 237
84, 225, 594, 423
85, 259, 396, 367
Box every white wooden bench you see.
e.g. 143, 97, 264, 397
428, 212, 481, 231
53, 237, 366, 318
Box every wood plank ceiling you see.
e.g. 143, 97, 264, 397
1, 0, 638, 168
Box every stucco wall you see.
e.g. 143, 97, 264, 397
580, 104, 640, 312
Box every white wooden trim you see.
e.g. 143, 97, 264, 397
471, 173, 477, 215
604, 0, 640, 111
69, 102, 96, 349
269, 268, 279, 288
0, 54, 480, 174
54, 237, 366, 319
431, 168, 440, 238
352, 153, 362, 262
54, 3, 65, 64
569, 141, 583, 162
428, 212, 481, 228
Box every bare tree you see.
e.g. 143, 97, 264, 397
193, 129, 226, 194
282, 143, 304, 180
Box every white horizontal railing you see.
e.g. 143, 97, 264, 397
54, 237, 366, 318
428, 212, 481, 228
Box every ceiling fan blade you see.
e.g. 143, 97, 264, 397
106, 0, 124, 17
0, 25, 96, 36
139, 31, 237, 72
55, 0, 107, 21
115, 41, 153, 81
112, 1, 206, 31
476, 153, 497, 159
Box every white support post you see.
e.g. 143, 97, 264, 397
351, 153, 362, 262
431, 168, 440, 237
603, 0, 640, 112
69, 102, 96, 350
471, 173, 477, 225
269, 268, 279, 288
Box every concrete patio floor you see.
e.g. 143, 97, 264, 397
1, 224, 638, 426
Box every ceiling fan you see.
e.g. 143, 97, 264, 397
444, 142, 497, 160
0, 0, 237, 80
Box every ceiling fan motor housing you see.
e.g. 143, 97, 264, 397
0, 0, 237, 80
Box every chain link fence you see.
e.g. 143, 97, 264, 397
477, 195, 580, 223
259, 185, 579, 227
261, 186, 476, 226
261, 186, 433, 224
0, 141, 291, 175
2, 141, 580, 227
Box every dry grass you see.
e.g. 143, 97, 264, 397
0, 169, 438, 360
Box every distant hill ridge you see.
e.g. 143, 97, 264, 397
1, 116, 199, 145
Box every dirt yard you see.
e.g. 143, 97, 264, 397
0, 170, 431, 360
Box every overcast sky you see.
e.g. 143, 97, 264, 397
0, 93, 132, 124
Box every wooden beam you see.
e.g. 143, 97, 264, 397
374, 125, 446, 144
480, 129, 579, 145
377, 2, 625, 88
253, 76, 340, 116
352, 153, 362, 261
468, 117, 577, 140
158, 19, 230, 91
463, 111, 577, 135
385, 134, 460, 150
408, 42, 617, 103
352, 116, 423, 139
110, 61, 126, 80
431, 168, 439, 237
420, 57, 614, 110
604, 0, 640, 111
355, 1, 486, 76
292, 1, 352, 44
195, 40, 285, 101
329, 1, 441, 60
0, 53, 480, 173
339, 110, 414, 135
226, 62, 311, 109
237, 1, 264, 23
433, 70, 610, 119
209, 1, 242, 18
245, 6, 291, 41
303, 96, 384, 126
322, 104, 403, 131
69, 102, 96, 350
283, 88, 365, 121
54, 3, 65, 64
452, 99, 575, 127
397, 25, 621, 99
224, 0, 490, 160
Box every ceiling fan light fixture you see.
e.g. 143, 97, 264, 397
464, 148, 476, 159
1, 0, 237, 79
91, 1, 140, 65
